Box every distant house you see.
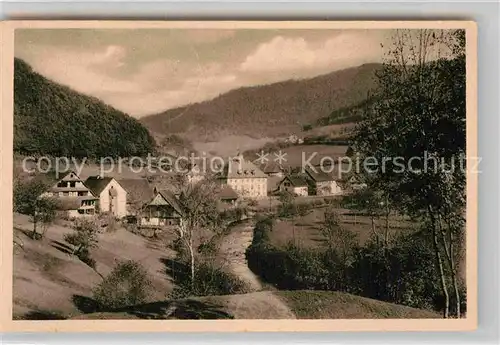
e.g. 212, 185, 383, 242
140, 189, 185, 228
260, 161, 285, 178
85, 176, 127, 218
345, 175, 368, 192
285, 134, 303, 144
42, 170, 97, 218
278, 175, 309, 197
186, 163, 204, 184
217, 184, 239, 206
219, 154, 267, 199
305, 168, 343, 196
117, 178, 154, 216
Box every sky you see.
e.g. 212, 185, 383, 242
15, 29, 399, 117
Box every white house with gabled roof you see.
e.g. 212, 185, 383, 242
85, 176, 127, 218
219, 154, 267, 199
42, 170, 98, 218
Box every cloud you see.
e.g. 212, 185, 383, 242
182, 30, 236, 44
15, 30, 393, 117
240, 32, 385, 73
22, 45, 140, 97
92, 45, 127, 66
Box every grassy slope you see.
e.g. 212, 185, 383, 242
276, 290, 439, 319
73, 290, 439, 320
13, 213, 176, 319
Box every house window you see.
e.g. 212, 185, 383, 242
69, 182, 76, 188
57, 181, 68, 188
78, 191, 87, 196
63, 192, 69, 196
78, 209, 84, 214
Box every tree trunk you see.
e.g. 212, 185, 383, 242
371, 215, 380, 245
384, 198, 390, 247
188, 237, 195, 287
439, 216, 461, 318
447, 222, 461, 318
430, 212, 450, 318
451, 250, 461, 318
32, 212, 38, 240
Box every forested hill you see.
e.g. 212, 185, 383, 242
140, 63, 382, 142
14, 58, 156, 158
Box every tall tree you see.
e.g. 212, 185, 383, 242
14, 178, 59, 240
176, 178, 220, 285
353, 29, 466, 318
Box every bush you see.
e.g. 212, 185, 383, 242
93, 260, 153, 309
169, 261, 251, 299
246, 241, 331, 290
78, 248, 96, 269
99, 212, 118, 233
246, 216, 459, 313
252, 215, 274, 245
64, 219, 99, 267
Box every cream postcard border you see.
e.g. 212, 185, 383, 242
0, 20, 478, 332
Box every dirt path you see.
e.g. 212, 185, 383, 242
218, 219, 262, 291
217, 219, 296, 319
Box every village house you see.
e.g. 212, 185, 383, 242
305, 168, 343, 196
278, 175, 309, 196
219, 154, 268, 199
117, 178, 154, 216
216, 184, 239, 207
85, 176, 127, 218
186, 163, 204, 184
259, 161, 285, 178
284, 134, 303, 144
345, 175, 368, 192
140, 189, 185, 228
42, 171, 97, 218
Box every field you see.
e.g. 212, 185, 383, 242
277, 144, 349, 169
268, 207, 418, 249
304, 123, 356, 140
192, 135, 275, 157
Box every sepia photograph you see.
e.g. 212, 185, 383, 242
0, 21, 477, 332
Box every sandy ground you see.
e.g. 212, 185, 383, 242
12, 213, 175, 319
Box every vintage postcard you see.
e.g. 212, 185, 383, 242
0, 21, 477, 332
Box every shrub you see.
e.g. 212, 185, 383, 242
169, 261, 251, 299
312, 199, 324, 207
78, 248, 96, 269
252, 215, 274, 245
64, 219, 99, 255
93, 260, 153, 309
100, 212, 118, 233
247, 216, 456, 313
246, 241, 331, 290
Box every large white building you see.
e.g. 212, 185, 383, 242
219, 154, 267, 199
85, 176, 128, 218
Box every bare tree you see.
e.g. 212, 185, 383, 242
321, 208, 357, 290
176, 178, 220, 286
